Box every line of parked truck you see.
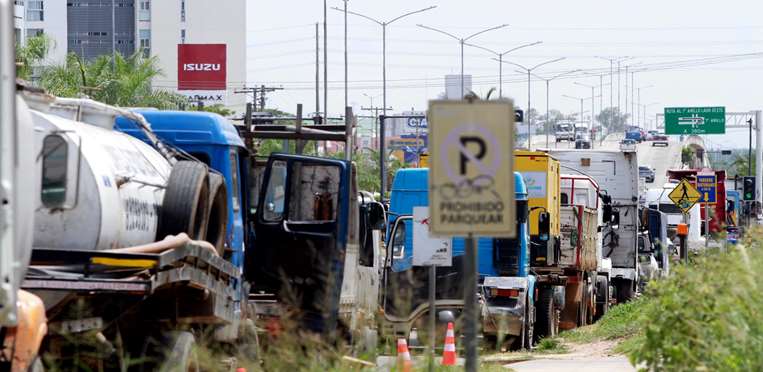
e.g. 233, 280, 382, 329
0, 4, 666, 368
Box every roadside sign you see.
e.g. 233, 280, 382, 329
696, 173, 717, 204
412, 207, 452, 266
668, 179, 702, 213
428, 100, 516, 237
664, 107, 725, 135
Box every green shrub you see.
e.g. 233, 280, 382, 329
629, 230, 763, 371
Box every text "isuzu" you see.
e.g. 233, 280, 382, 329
183, 63, 221, 71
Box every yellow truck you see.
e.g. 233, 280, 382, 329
514, 151, 612, 340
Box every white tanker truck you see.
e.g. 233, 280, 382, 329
1, 80, 244, 372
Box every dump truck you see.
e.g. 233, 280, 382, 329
514, 151, 619, 339
382, 168, 536, 350
549, 149, 640, 303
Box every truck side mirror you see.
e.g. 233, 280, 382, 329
538, 212, 551, 241
367, 202, 386, 230
602, 204, 612, 223
611, 211, 620, 229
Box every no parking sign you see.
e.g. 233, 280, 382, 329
427, 100, 516, 237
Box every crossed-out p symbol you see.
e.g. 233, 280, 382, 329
459, 136, 486, 175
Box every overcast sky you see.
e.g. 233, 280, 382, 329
247, 0, 762, 136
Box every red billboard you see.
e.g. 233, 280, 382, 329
177, 44, 227, 90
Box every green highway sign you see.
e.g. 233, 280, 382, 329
664, 106, 725, 135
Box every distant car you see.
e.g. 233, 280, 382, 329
652, 133, 669, 147
639, 166, 656, 183
575, 132, 591, 149
625, 130, 643, 142
647, 130, 659, 140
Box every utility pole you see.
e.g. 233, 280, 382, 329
315, 23, 320, 116
323, 0, 328, 121
343, 0, 348, 114
258, 85, 284, 111
234, 87, 258, 110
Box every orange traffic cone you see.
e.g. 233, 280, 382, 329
441, 322, 457, 366
396, 338, 413, 372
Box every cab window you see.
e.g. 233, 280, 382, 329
41, 135, 68, 208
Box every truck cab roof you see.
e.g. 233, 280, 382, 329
115, 110, 246, 149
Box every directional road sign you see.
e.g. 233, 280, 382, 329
664, 107, 725, 135
669, 179, 702, 214
696, 173, 717, 204
428, 100, 516, 237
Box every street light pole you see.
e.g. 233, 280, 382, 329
339, 6, 437, 119
498, 57, 566, 149
418, 23, 510, 98
465, 41, 543, 98
636, 85, 653, 126
531, 69, 580, 148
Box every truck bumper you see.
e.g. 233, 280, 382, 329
480, 277, 529, 338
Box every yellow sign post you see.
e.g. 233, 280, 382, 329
428, 100, 516, 237
668, 178, 702, 214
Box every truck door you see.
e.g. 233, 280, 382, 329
247, 154, 350, 335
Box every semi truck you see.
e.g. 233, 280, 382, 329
549, 149, 640, 303
119, 110, 386, 345
382, 168, 537, 350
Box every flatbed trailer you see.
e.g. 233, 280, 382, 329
22, 242, 245, 371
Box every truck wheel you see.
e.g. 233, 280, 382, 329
157, 161, 210, 241
204, 172, 228, 256
594, 276, 609, 322
534, 287, 557, 341
615, 279, 635, 303
159, 331, 199, 372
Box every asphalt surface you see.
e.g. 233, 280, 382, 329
509, 356, 636, 372
637, 138, 682, 187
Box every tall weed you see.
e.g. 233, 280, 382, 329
629, 228, 763, 371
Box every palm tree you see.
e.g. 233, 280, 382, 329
40, 52, 186, 109
15, 34, 51, 80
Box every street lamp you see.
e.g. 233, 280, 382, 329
574, 82, 596, 133
636, 85, 654, 126
336, 5, 437, 118
498, 57, 566, 149
418, 23, 510, 98
530, 69, 581, 147
595, 56, 631, 132
563, 94, 586, 131
464, 41, 542, 98
640, 102, 659, 130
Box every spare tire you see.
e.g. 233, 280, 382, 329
157, 161, 209, 241
204, 172, 228, 256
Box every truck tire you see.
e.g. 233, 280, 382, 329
157, 161, 210, 241
159, 331, 199, 372
594, 276, 609, 321
615, 279, 635, 303
204, 172, 228, 256
534, 287, 557, 341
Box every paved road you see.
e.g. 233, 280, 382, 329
637, 138, 682, 187
509, 356, 635, 372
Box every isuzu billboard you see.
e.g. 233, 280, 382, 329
177, 44, 227, 90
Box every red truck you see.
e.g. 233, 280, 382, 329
666, 169, 727, 234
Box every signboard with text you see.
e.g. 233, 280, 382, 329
696, 173, 717, 204
664, 107, 725, 135
412, 207, 452, 266
178, 44, 227, 90
428, 100, 516, 237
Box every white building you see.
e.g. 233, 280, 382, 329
148, 0, 247, 113
13, 0, 247, 113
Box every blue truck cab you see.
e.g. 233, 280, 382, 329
384, 168, 535, 348
625, 128, 643, 142
115, 111, 250, 269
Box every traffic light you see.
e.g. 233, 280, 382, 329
743, 176, 755, 201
